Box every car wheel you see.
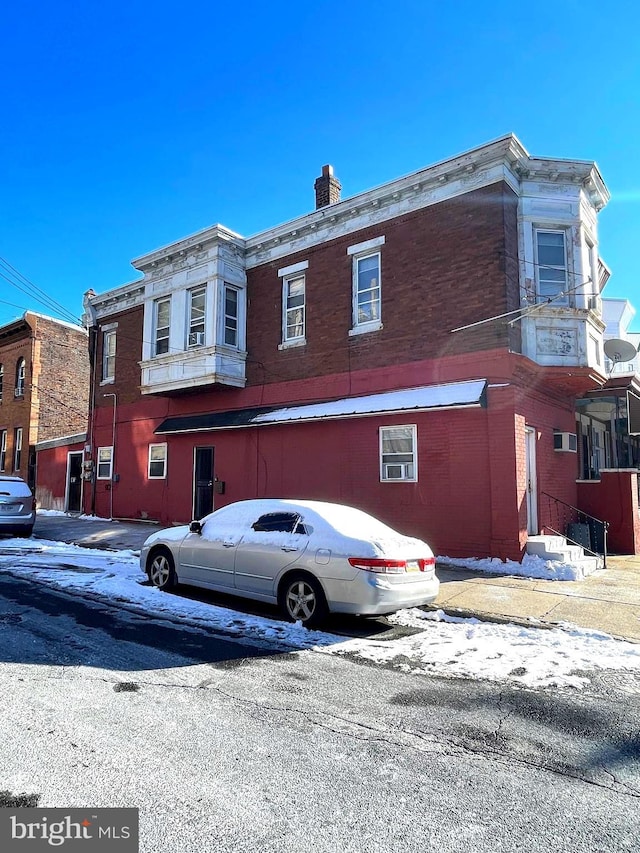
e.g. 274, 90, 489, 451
15, 528, 33, 539
279, 572, 327, 628
147, 548, 177, 590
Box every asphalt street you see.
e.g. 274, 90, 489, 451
0, 573, 639, 853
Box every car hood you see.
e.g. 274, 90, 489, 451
143, 526, 191, 547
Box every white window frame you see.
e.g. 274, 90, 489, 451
154, 297, 171, 356
97, 446, 113, 480
15, 358, 26, 397
0, 363, 3, 402
350, 250, 382, 335
534, 229, 569, 305
379, 425, 417, 483
13, 427, 23, 471
223, 285, 239, 348
187, 285, 206, 347
282, 274, 306, 345
0, 429, 6, 471
148, 443, 168, 479
102, 330, 116, 382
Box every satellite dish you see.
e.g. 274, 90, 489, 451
604, 338, 638, 363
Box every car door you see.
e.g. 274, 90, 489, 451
178, 514, 241, 591
234, 512, 310, 597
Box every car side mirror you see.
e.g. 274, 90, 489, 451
189, 520, 202, 535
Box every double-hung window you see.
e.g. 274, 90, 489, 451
187, 286, 206, 347
0, 363, 3, 402
380, 425, 417, 482
224, 286, 238, 347
0, 430, 6, 471
348, 236, 384, 334
97, 446, 113, 479
154, 298, 171, 356
15, 358, 25, 397
148, 443, 167, 479
535, 230, 568, 304
283, 275, 306, 343
102, 330, 116, 381
13, 427, 22, 471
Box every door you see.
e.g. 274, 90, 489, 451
193, 446, 214, 520
66, 452, 83, 513
234, 511, 310, 596
525, 427, 538, 535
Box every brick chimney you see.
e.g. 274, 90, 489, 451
314, 164, 341, 209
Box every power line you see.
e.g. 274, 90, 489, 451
0, 256, 83, 327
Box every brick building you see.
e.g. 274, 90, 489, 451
84, 134, 637, 558
0, 312, 90, 509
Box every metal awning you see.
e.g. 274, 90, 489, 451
155, 379, 488, 435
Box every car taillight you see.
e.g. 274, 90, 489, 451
420, 557, 436, 572
348, 558, 407, 574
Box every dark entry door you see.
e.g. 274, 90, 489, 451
67, 452, 83, 512
193, 446, 214, 520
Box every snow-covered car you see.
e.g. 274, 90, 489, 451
0, 476, 36, 538
140, 499, 439, 627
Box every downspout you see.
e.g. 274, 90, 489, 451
82, 291, 99, 516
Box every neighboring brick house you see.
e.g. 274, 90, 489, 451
84, 134, 634, 558
0, 312, 90, 509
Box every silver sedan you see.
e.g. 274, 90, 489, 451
140, 499, 439, 627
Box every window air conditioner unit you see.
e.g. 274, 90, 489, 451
553, 431, 577, 452
383, 463, 412, 480
188, 332, 205, 347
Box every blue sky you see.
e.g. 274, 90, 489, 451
1, 1, 639, 328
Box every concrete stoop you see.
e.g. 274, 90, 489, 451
526, 534, 603, 575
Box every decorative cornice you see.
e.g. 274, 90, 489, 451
131, 224, 245, 272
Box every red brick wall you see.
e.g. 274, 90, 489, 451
578, 472, 640, 554
247, 182, 520, 387
0, 334, 33, 477
35, 439, 85, 510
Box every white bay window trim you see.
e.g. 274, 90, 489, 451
534, 228, 569, 305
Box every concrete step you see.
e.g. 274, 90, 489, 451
526, 538, 584, 562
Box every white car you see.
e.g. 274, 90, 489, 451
140, 499, 439, 627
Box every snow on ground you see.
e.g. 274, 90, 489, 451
0, 537, 638, 690
438, 553, 586, 581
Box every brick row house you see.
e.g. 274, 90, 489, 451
0, 312, 90, 509
82, 134, 639, 558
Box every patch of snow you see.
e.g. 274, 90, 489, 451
438, 553, 583, 581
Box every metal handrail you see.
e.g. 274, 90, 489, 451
540, 491, 609, 570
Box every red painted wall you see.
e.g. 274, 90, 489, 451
35, 440, 85, 511
577, 472, 640, 555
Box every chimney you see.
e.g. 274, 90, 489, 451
314, 164, 341, 209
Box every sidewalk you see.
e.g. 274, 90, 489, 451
32, 514, 640, 643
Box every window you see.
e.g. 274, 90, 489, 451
380, 425, 417, 482
154, 298, 171, 356
251, 512, 307, 534
102, 331, 116, 381
0, 363, 3, 402
283, 275, 305, 343
148, 443, 167, 479
97, 446, 113, 479
353, 253, 381, 329
224, 286, 238, 347
15, 358, 26, 397
0, 430, 6, 471
535, 230, 568, 303
13, 427, 22, 471
187, 286, 206, 347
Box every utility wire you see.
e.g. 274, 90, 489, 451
0, 256, 83, 327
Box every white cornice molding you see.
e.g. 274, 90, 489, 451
131, 224, 245, 272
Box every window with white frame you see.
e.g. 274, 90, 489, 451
148, 443, 167, 479
353, 252, 381, 329
13, 427, 22, 471
224, 285, 238, 347
283, 275, 306, 343
187, 286, 206, 347
535, 230, 568, 303
97, 446, 113, 479
0, 363, 3, 401
102, 330, 116, 381
154, 298, 171, 356
380, 425, 417, 482
0, 430, 6, 471
15, 358, 26, 397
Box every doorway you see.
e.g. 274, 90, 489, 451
66, 452, 83, 513
193, 446, 214, 520
525, 427, 538, 535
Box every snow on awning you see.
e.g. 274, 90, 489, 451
154, 379, 488, 435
